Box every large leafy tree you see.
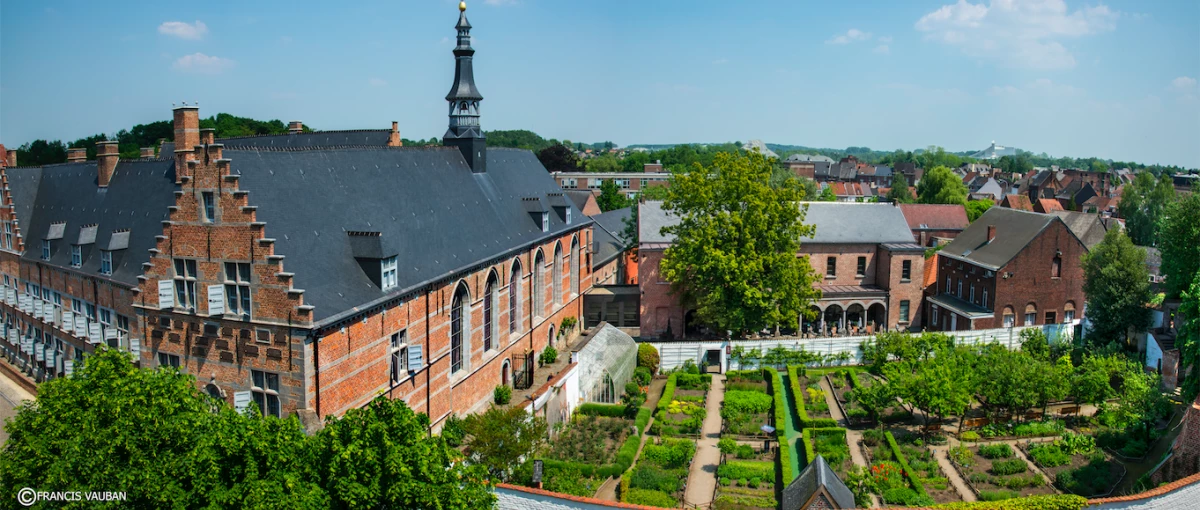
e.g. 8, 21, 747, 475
0, 348, 495, 509
596, 179, 631, 212
461, 406, 548, 482
536, 143, 580, 172
1157, 192, 1200, 298
1178, 270, 1200, 400
585, 153, 622, 173
965, 199, 993, 222
916, 165, 968, 205
1119, 172, 1176, 246
886, 171, 914, 203
884, 344, 976, 426
974, 345, 1041, 417
659, 150, 820, 336
1082, 227, 1152, 347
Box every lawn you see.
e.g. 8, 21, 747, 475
621, 438, 697, 508
949, 443, 1056, 501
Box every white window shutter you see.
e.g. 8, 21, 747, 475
104, 328, 118, 341
62, 310, 74, 334
207, 285, 225, 316
75, 316, 87, 335
64, 359, 74, 377
130, 338, 141, 357
407, 344, 423, 373
88, 323, 102, 344
158, 280, 175, 309
33, 300, 42, 317
233, 391, 253, 414
35, 342, 44, 362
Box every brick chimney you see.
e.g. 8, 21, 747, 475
140, 147, 155, 159
5, 149, 15, 168
67, 148, 87, 162
173, 105, 200, 180
987, 225, 997, 243
288, 121, 303, 135
200, 128, 215, 145
387, 121, 402, 147
96, 141, 119, 187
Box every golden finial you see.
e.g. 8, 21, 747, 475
459, 1, 467, 12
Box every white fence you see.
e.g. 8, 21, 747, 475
648, 323, 1077, 372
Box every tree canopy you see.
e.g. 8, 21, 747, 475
1119, 172, 1176, 246
916, 165, 968, 205
886, 172, 914, 203
965, 199, 993, 222
1157, 192, 1200, 298
1178, 270, 1200, 400
536, 143, 580, 172
659, 150, 820, 336
0, 348, 495, 509
597, 179, 632, 212
1082, 227, 1152, 347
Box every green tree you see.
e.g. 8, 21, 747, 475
462, 406, 548, 482
916, 165, 968, 205
818, 184, 838, 202
1177, 270, 1200, 400
1082, 228, 1152, 348
1119, 172, 1176, 246
659, 150, 821, 336
1157, 193, 1200, 298
885, 344, 975, 426
536, 143, 580, 172
886, 172, 914, 203
596, 179, 631, 212
965, 199, 993, 222
1020, 328, 1051, 361
585, 153, 622, 173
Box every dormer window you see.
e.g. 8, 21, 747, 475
42, 240, 51, 261
100, 251, 113, 275
566, 208, 572, 225
542, 212, 550, 233
381, 256, 398, 290
71, 246, 82, 267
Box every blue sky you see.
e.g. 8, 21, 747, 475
2, 0, 1198, 167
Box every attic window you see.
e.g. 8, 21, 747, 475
381, 256, 398, 290
566, 208, 572, 225
542, 212, 550, 233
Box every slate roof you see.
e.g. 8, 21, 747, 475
1050, 210, 1106, 249
640, 201, 914, 247
812, 161, 834, 179
227, 146, 588, 323
590, 207, 631, 268
975, 178, 1004, 200
782, 456, 855, 510
218, 130, 391, 149
785, 154, 835, 164
874, 165, 893, 177
897, 204, 969, 231
8, 159, 177, 287
940, 207, 1068, 270
638, 201, 676, 245
564, 190, 597, 215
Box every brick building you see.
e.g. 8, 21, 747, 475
553, 162, 670, 199
638, 202, 925, 339
897, 203, 969, 247
0, 5, 592, 430
926, 207, 1086, 331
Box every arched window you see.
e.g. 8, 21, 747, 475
1064, 301, 1076, 323
484, 272, 498, 352
601, 373, 615, 403
553, 243, 563, 305
570, 237, 579, 297
1024, 303, 1037, 326
533, 251, 544, 316
1002, 306, 1015, 328
451, 283, 470, 374
509, 260, 522, 334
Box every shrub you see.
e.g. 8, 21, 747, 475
714, 494, 776, 508
978, 490, 1019, 501
717, 437, 738, 455
1057, 431, 1096, 455
948, 446, 973, 467
1028, 444, 1071, 467
624, 488, 676, 508
493, 385, 512, 405
634, 366, 652, 386
747, 477, 760, 488
847, 408, 869, 420
960, 431, 980, 442
885, 431, 927, 496
979, 443, 1014, 459
1057, 457, 1114, 496
932, 494, 1089, 509
538, 345, 558, 367
577, 403, 627, 418
637, 344, 660, 374
1120, 438, 1149, 458
642, 439, 696, 469
716, 461, 773, 481
629, 464, 684, 493
442, 413, 465, 447
990, 459, 1028, 476
735, 445, 756, 459
719, 477, 731, 486
721, 390, 772, 417
862, 428, 883, 446
884, 487, 934, 506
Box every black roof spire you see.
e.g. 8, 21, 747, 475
443, 1, 486, 172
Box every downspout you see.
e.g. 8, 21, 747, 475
424, 289, 431, 437
312, 329, 320, 417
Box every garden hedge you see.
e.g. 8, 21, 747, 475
542, 403, 648, 481
931, 494, 1088, 510
657, 372, 679, 414
764, 367, 793, 483
800, 427, 847, 467
635, 406, 653, 434
787, 365, 839, 429
884, 431, 927, 496
577, 403, 627, 418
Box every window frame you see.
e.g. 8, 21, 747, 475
42, 240, 52, 261
224, 262, 252, 319
450, 285, 468, 374
250, 369, 281, 418
381, 256, 398, 290
899, 300, 911, 323
99, 250, 113, 275
856, 256, 866, 278
826, 256, 837, 277
509, 262, 522, 334
173, 258, 198, 310
202, 191, 216, 222
901, 260, 911, 282
70, 245, 83, 268
389, 331, 408, 384
158, 352, 181, 369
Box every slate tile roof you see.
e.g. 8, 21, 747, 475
940, 207, 1073, 270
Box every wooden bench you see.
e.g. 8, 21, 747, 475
921, 424, 943, 433
962, 417, 990, 429
1058, 406, 1081, 416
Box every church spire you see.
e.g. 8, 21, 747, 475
444, 1, 486, 173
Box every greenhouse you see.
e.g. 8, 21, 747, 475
572, 323, 638, 403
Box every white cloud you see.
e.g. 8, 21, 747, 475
826, 28, 872, 45
712, 58, 729, 65
873, 44, 891, 55
158, 20, 208, 40
915, 0, 1117, 69
879, 36, 894, 44
1171, 76, 1197, 89
368, 78, 387, 87
172, 53, 234, 74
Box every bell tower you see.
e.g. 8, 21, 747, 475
443, 1, 487, 173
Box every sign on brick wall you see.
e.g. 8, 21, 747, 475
158, 280, 174, 309
208, 285, 225, 316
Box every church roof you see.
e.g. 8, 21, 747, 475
783, 456, 855, 510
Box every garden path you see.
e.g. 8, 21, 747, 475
594, 377, 669, 502
932, 447, 977, 502
778, 371, 802, 479
684, 374, 725, 507
822, 378, 880, 508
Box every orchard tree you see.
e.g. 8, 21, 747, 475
1157, 192, 1200, 298
916, 165, 968, 205
1082, 228, 1152, 347
461, 406, 548, 482
659, 150, 820, 336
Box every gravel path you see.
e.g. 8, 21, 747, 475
933, 446, 978, 502
683, 374, 725, 507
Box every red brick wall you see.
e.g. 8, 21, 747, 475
804, 244, 879, 286
639, 249, 683, 339
878, 248, 925, 329
1153, 398, 1200, 485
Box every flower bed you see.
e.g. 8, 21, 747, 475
650, 371, 710, 437
948, 444, 1056, 501
786, 366, 838, 428
715, 459, 776, 510
538, 412, 642, 496
1021, 433, 1126, 498
883, 431, 962, 504
620, 438, 696, 508
801, 428, 852, 475
855, 431, 934, 507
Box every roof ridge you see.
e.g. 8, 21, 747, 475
222, 145, 456, 152
216, 128, 389, 141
